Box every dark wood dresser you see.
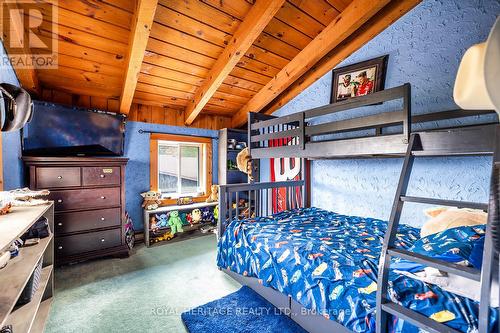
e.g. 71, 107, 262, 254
23, 157, 129, 265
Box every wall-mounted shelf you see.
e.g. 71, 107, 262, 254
218, 128, 248, 186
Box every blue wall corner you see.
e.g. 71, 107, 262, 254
124, 121, 219, 231
0, 42, 24, 190
271, 0, 499, 227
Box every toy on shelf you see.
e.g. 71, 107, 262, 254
168, 211, 183, 235
227, 139, 237, 150
157, 214, 169, 228
227, 159, 238, 170
150, 215, 159, 231
232, 199, 247, 209
8, 188, 50, 206
214, 205, 219, 220
185, 212, 193, 226
0, 202, 11, 215
191, 209, 202, 224
0, 188, 50, 214
177, 196, 193, 205
141, 191, 161, 210
201, 207, 214, 223
206, 185, 219, 203
151, 231, 174, 243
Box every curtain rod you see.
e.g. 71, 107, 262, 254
137, 128, 218, 139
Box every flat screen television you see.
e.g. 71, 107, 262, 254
22, 101, 126, 157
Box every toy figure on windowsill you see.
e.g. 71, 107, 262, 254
141, 191, 161, 210
168, 211, 183, 235
206, 185, 218, 203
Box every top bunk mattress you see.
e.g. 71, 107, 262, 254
217, 207, 498, 333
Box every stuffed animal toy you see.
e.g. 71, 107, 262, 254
157, 214, 169, 228
202, 207, 214, 223
4, 188, 50, 207
141, 191, 161, 210
168, 210, 184, 235
149, 215, 159, 231
420, 207, 487, 238
0, 202, 11, 215
237, 147, 253, 181
186, 213, 193, 226
178, 212, 188, 226
213, 205, 219, 220
206, 185, 219, 203
191, 208, 202, 224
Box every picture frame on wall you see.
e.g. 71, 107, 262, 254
330, 55, 388, 104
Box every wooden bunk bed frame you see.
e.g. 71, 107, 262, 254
217, 84, 499, 333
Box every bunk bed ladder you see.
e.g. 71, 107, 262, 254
376, 132, 497, 333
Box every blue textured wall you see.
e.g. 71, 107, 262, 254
0, 42, 24, 190
271, 0, 500, 227
124, 121, 218, 230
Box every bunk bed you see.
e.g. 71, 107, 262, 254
217, 84, 500, 333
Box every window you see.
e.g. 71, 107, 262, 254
150, 134, 212, 202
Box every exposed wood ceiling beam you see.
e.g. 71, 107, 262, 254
184, 0, 285, 125
119, 0, 158, 115
231, 0, 390, 128
262, 0, 422, 116
1, 1, 40, 96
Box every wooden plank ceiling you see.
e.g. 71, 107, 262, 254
4, 0, 421, 130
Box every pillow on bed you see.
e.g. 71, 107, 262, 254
410, 225, 486, 268
420, 207, 487, 238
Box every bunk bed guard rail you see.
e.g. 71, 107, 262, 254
248, 83, 411, 159
217, 180, 306, 237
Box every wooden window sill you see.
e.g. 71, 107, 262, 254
159, 195, 210, 206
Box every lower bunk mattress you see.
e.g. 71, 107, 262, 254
217, 207, 498, 333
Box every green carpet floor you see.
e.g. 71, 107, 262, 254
45, 235, 240, 333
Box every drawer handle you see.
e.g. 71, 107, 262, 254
57, 222, 62, 226
58, 246, 63, 250
101, 196, 106, 199
101, 238, 105, 242
100, 174, 105, 178
57, 199, 63, 203
57, 176, 63, 179
101, 217, 105, 221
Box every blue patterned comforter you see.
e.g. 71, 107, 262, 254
216, 207, 498, 333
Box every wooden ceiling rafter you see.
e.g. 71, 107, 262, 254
183, 0, 287, 125
262, 0, 422, 116
231, 0, 391, 127
119, 0, 158, 114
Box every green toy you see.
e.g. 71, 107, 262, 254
213, 205, 219, 220
168, 211, 184, 235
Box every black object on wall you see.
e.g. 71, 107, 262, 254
0, 83, 33, 132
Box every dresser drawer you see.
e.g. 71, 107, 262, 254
82, 167, 121, 186
36, 167, 81, 188
55, 208, 121, 234
55, 229, 122, 256
50, 187, 121, 211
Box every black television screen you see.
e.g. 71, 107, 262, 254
22, 101, 126, 156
